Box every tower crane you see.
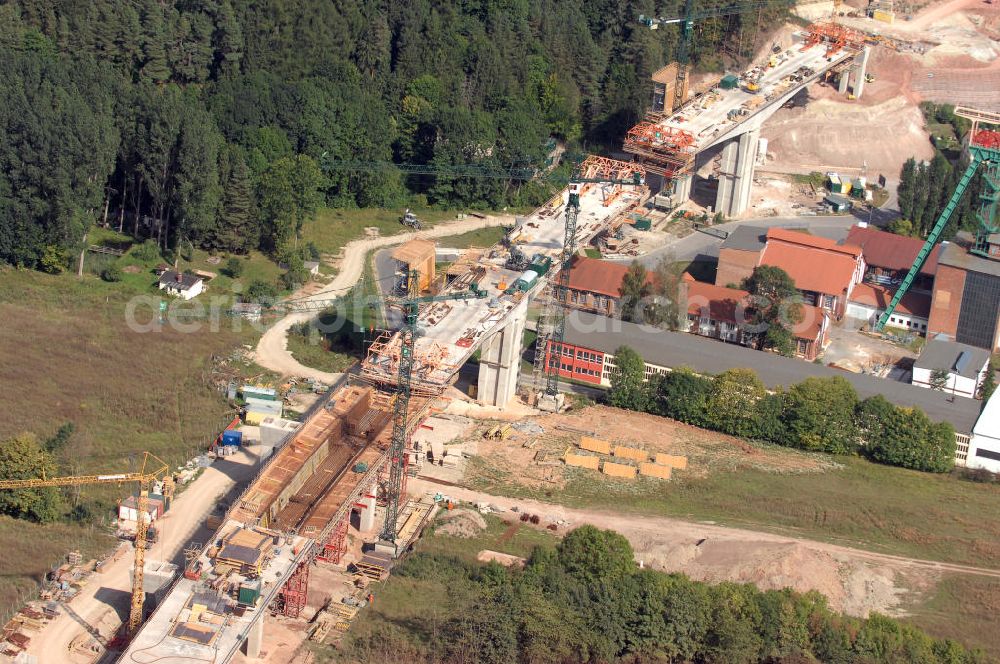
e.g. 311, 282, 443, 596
0, 452, 170, 636
380, 270, 487, 543
874, 107, 1000, 331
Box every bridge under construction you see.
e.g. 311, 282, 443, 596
118, 382, 434, 663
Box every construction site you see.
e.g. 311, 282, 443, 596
2, 1, 1000, 662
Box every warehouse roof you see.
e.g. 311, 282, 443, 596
846, 225, 940, 275
562, 310, 982, 433
760, 228, 861, 296
914, 339, 991, 379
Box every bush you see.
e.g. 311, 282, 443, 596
224, 257, 244, 278
243, 279, 278, 303
101, 264, 123, 282
305, 241, 322, 261
132, 239, 160, 262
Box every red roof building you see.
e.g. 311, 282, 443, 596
682, 274, 830, 361
758, 228, 865, 319
564, 257, 654, 317
846, 224, 939, 292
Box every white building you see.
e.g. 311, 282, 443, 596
969, 391, 1000, 472
911, 338, 990, 399
158, 270, 204, 300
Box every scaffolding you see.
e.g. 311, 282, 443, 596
360, 331, 456, 394
801, 22, 865, 56
317, 513, 351, 564
622, 121, 697, 179
280, 561, 310, 618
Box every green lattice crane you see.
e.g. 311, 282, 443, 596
874, 107, 1000, 331
380, 271, 487, 543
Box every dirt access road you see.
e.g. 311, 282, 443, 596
254, 214, 514, 384
410, 479, 1000, 617
28, 448, 260, 664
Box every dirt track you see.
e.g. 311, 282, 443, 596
411, 478, 1000, 617
253, 214, 514, 383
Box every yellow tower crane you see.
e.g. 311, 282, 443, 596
0, 452, 170, 636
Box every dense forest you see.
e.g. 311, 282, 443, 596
0, 0, 790, 269
347, 526, 990, 664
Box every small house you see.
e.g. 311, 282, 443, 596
158, 270, 204, 300
912, 338, 991, 399
304, 260, 321, 276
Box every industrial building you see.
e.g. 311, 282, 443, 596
549, 310, 982, 452
927, 232, 1000, 351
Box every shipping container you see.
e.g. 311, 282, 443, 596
239, 580, 262, 605
513, 269, 540, 292
873, 9, 895, 23
221, 430, 243, 447
241, 386, 278, 401
528, 254, 553, 276
245, 397, 282, 417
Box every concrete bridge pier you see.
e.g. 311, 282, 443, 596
672, 174, 693, 203
715, 127, 760, 218
476, 298, 528, 408
852, 46, 871, 99
359, 484, 378, 532
244, 614, 264, 658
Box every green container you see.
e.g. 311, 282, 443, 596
528, 254, 552, 276
634, 218, 652, 231
353, 462, 369, 473
720, 74, 739, 90
239, 580, 261, 605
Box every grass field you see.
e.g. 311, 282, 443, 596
304, 207, 472, 256
905, 574, 1000, 657
434, 225, 506, 249
0, 267, 256, 611
286, 333, 358, 374
467, 450, 1000, 569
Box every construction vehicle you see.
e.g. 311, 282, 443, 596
875, 106, 1000, 330
379, 271, 488, 544
400, 208, 422, 230
0, 452, 169, 636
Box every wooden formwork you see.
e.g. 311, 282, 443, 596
564, 450, 601, 470
602, 461, 638, 478
654, 453, 688, 469
639, 463, 672, 480
580, 436, 611, 454
613, 445, 648, 462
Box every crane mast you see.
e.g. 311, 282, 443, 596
0, 452, 169, 636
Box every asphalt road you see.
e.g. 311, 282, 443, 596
614, 210, 889, 268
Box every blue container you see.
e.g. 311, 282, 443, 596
221, 430, 243, 447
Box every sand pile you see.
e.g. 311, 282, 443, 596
434, 509, 487, 538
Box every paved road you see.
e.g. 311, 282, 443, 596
611, 213, 872, 268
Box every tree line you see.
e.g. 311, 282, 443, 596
0, 0, 791, 271
891, 103, 985, 240
608, 352, 956, 473
348, 525, 988, 664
